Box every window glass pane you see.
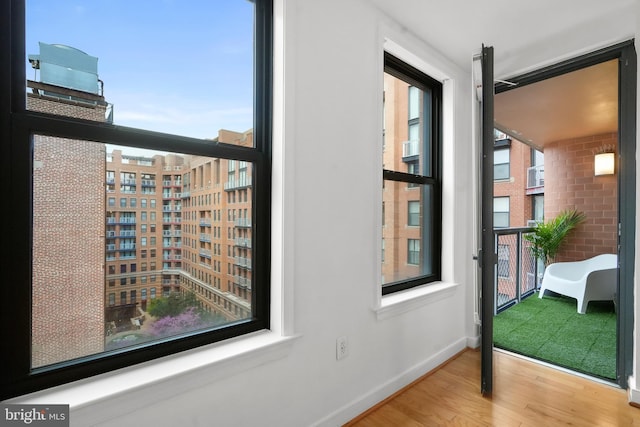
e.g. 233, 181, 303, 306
32, 136, 254, 368
494, 197, 509, 228
494, 149, 509, 164
26, 1, 255, 143
408, 86, 420, 120
382, 180, 433, 284
494, 163, 509, 180
384, 72, 424, 165
494, 197, 509, 212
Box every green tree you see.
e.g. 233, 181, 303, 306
148, 290, 200, 318
524, 209, 586, 265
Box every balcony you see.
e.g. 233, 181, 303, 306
235, 256, 252, 270
199, 249, 212, 259
224, 177, 252, 191
234, 218, 252, 228
200, 234, 212, 243
234, 237, 252, 248
402, 140, 419, 161
119, 230, 136, 237
234, 275, 251, 288
141, 179, 156, 187
199, 219, 212, 227
119, 244, 136, 250
526, 164, 544, 195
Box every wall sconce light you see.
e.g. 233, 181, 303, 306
594, 152, 615, 176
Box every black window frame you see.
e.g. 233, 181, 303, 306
382, 52, 442, 295
0, 0, 273, 399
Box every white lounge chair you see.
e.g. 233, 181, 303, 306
538, 254, 617, 314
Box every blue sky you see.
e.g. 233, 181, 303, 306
27, 0, 254, 140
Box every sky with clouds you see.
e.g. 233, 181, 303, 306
26, 0, 254, 141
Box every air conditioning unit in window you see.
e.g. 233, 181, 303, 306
527, 219, 540, 227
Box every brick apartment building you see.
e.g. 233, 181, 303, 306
105, 131, 254, 329
29, 43, 254, 365
29, 43, 108, 367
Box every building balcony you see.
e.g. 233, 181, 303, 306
234, 237, 252, 248
141, 179, 156, 187
199, 219, 212, 227
235, 256, 252, 270
181, 190, 190, 198
234, 218, 252, 228
234, 275, 251, 289
526, 164, 544, 195
119, 244, 136, 250
200, 234, 212, 243
199, 249, 212, 259
119, 230, 136, 237
402, 140, 419, 162
224, 177, 252, 191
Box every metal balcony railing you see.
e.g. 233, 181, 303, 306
494, 227, 539, 313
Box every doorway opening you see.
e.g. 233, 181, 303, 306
489, 43, 634, 384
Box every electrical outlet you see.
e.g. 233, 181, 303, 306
336, 336, 348, 360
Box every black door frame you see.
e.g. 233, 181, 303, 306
493, 40, 636, 388
480, 45, 495, 395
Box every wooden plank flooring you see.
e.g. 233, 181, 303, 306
345, 349, 640, 426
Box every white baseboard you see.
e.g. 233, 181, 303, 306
312, 337, 468, 427
466, 334, 481, 349
628, 376, 640, 405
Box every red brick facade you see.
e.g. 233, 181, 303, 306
544, 133, 618, 262
494, 139, 533, 228
30, 98, 106, 368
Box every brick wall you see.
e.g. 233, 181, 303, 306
28, 94, 107, 122
29, 95, 106, 367
544, 133, 618, 262
494, 139, 532, 227
32, 135, 106, 367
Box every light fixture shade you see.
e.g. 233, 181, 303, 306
594, 152, 615, 176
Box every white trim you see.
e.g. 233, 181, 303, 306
312, 337, 468, 427
377, 281, 461, 320
6, 332, 299, 425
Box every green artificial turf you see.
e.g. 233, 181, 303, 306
493, 293, 616, 380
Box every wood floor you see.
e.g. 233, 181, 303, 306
345, 349, 640, 426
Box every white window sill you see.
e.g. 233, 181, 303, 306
6, 330, 299, 414
376, 281, 460, 320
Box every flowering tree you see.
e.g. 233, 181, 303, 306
148, 307, 207, 338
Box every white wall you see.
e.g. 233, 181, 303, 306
12, 0, 638, 425
8, 0, 476, 426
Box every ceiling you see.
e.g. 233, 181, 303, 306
366, 0, 631, 151
494, 59, 619, 151
367, 0, 635, 72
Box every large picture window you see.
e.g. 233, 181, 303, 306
381, 53, 442, 295
1, 0, 272, 399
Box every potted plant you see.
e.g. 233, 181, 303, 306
524, 209, 586, 266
